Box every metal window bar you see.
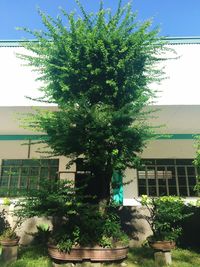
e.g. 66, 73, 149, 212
26, 166, 30, 191
8, 166, 12, 194
165, 166, 169, 196
155, 165, 159, 196
17, 165, 22, 190
185, 166, 190, 197
175, 165, 180, 196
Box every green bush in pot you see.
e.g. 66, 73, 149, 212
141, 195, 192, 243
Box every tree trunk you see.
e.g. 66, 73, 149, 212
93, 165, 113, 206
75, 159, 113, 205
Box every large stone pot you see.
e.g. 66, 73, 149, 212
48, 244, 129, 261
149, 240, 175, 252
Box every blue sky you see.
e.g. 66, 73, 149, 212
0, 0, 200, 39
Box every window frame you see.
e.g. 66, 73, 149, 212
0, 158, 59, 196
137, 159, 198, 197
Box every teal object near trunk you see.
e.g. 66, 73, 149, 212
112, 171, 123, 204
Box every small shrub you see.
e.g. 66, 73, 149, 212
0, 209, 19, 241
141, 195, 192, 242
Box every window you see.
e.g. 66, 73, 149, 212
0, 159, 59, 196
137, 159, 198, 197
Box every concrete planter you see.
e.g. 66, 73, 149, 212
0, 238, 19, 264
48, 244, 129, 262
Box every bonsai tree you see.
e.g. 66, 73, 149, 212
19, 0, 165, 205
140, 195, 191, 243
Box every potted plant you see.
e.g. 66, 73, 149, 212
0, 209, 20, 265
0, 227, 19, 247
47, 204, 129, 261
16, 179, 129, 262
0, 209, 19, 246
140, 195, 191, 251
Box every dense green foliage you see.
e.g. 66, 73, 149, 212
52, 205, 129, 252
141, 196, 191, 242
15, 179, 128, 252
15, 179, 80, 220
20, 0, 165, 202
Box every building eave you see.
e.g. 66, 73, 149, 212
1, 36, 200, 47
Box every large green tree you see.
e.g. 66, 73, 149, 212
20, 0, 165, 204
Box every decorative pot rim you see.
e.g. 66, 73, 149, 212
0, 238, 19, 246
149, 240, 175, 244
149, 240, 176, 251
48, 243, 129, 261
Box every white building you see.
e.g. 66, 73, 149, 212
0, 38, 200, 204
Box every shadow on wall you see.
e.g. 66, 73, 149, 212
17, 217, 52, 245
118, 205, 200, 249
179, 206, 200, 248
118, 206, 152, 247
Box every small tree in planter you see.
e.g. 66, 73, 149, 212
140, 195, 192, 251
0, 207, 21, 246
17, 0, 166, 261
0, 209, 20, 265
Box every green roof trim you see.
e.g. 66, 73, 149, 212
0, 135, 47, 141
0, 134, 198, 141
156, 134, 199, 140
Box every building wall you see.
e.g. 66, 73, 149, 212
0, 105, 199, 206
123, 105, 200, 205
1, 40, 200, 206
0, 107, 75, 178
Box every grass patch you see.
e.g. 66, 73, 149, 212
0, 245, 51, 267
0, 246, 200, 267
121, 247, 200, 267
